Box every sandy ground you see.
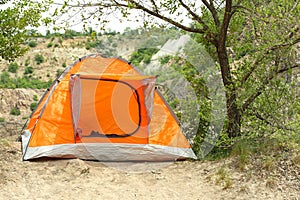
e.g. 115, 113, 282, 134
0, 136, 299, 200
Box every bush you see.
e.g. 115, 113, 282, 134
129, 48, 159, 66
143, 55, 152, 64
33, 94, 38, 101
0, 117, 4, 122
30, 102, 38, 111
159, 55, 172, 65
25, 57, 30, 66
0, 73, 52, 89
10, 107, 20, 116
28, 40, 37, 48
112, 42, 117, 48
47, 42, 53, 48
0, 71, 10, 83
56, 69, 63, 77
62, 62, 66, 68
54, 43, 59, 48
34, 54, 44, 65
24, 66, 34, 74
8, 62, 18, 73
85, 41, 98, 50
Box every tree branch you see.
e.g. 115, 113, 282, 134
125, 0, 205, 34
149, 0, 158, 13
240, 37, 300, 86
52, 0, 206, 34
178, 0, 208, 31
219, 0, 232, 48
268, 37, 300, 52
201, 0, 220, 27
0, 0, 8, 4
242, 63, 300, 112
277, 63, 300, 73
250, 110, 295, 132
52, 1, 128, 8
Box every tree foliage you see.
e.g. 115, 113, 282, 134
0, 0, 46, 61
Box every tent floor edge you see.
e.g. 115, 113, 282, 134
23, 143, 197, 161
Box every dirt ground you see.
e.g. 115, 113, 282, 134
0, 135, 299, 200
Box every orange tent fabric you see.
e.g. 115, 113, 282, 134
22, 54, 196, 161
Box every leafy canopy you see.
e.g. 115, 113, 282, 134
0, 0, 46, 61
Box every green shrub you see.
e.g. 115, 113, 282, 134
56, 69, 63, 77
16, 76, 52, 89
33, 94, 38, 101
85, 41, 98, 50
34, 54, 44, 65
143, 55, 152, 64
30, 102, 38, 111
0, 73, 52, 89
25, 57, 30, 66
129, 48, 159, 66
70, 42, 75, 48
47, 42, 53, 48
24, 66, 34, 74
0, 117, 4, 122
112, 42, 117, 48
54, 43, 59, 48
0, 71, 10, 83
28, 40, 37, 48
159, 55, 172, 65
10, 107, 20, 116
8, 62, 18, 73
62, 62, 66, 68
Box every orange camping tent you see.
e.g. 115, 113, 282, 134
21, 54, 196, 161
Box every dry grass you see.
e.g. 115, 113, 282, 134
266, 177, 278, 189
262, 156, 276, 171
0, 139, 10, 147
216, 166, 233, 189
292, 154, 300, 166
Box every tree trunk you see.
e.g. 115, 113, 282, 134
225, 89, 241, 138
216, 0, 241, 138
217, 46, 241, 138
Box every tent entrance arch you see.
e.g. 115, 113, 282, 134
70, 74, 155, 144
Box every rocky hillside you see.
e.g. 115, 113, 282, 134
0, 37, 91, 81
0, 89, 44, 136
0, 37, 96, 134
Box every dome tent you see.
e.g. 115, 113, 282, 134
21, 54, 196, 161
